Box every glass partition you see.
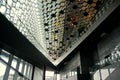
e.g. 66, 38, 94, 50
0, 49, 33, 80
92, 42, 120, 80
0, 61, 7, 80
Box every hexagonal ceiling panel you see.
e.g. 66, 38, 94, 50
39, 0, 104, 60
0, 0, 106, 65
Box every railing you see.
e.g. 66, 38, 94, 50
91, 42, 120, 72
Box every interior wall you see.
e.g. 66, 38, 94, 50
60, 51, 80, 74
106, 65, 120, 80
62, 75, 77, 80
97, 25, 120, 61
33, 67, 43, 80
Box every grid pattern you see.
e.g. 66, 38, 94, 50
0, 0, 46, 54
0, 49, 33, 80
0, 0, 106, 60
39, 0, 105, 60
95, 42, 120, 68
40, 0, 66, 60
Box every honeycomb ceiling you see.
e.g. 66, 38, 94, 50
40, 0, 104, 60
0, 0, 105, 64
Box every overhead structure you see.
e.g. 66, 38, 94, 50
0, 0, 118, 65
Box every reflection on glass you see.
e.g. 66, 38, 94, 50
57, 74, 60, 80
0, 61, 7, 80
110, 68, 115, 73
74, 72, 77, 75
2, 50, 10, 55
11, 59, 17, 69
0, 52, 9, 62
17, 73, 24, 80
61, 74, 66, 79
45, 71, 54, 80
9, 69, 15, 80
71, 71, 75, 76
93, 70, 100, 80
0, 49, 33, 80
19, 62, 23, 73
29, 65, 33, 79
24, 64, 27, 75
101, 69, 109, 80
68, 72, 71, 77
46, 71, 54, 77
26, 65, 30, 77
16, 73, 21, 80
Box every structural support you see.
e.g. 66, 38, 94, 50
3, 55, 13, 80
43, 66, 46, 80
13, 58, 20, 80
25, 63, 29, 76
31, 65, 35, 80
54, 71, 57, 80
77, 67, 80, 80
99, 69, 102, 80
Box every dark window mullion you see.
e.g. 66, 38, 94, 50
3, 54, 13, 80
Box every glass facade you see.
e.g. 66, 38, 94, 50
45, 71, 54, 80
60, 69, 77, 80
0, 49, 33, 80
93, 70, 100, 80
0, 0, 115, 62
93, 42, 120, 80
93, 67, 117, 80
0, 62, 7, 80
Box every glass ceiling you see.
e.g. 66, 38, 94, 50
0, 0, 108, 64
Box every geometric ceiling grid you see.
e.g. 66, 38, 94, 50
40, 0, 104, 61
0, 0, 106, 62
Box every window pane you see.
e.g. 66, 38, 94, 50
46, 71, 54, 77
11, 59, 17, 69
24, 64, 27, 75
2, 50, 10, 55
16, 72, 24, 80
0, 52, 9, 62
57, 74, 60, 80
93, 70, 100, 80
74, 71, 77, 75
16, 73, 21, 80
46, 71, 54, 80
0, 61, 7, 80
27, 65, 30, 77
68, 72, 71, 77
101, 69, 109, 80
29, 65, 33, 79
71, 71, 75, 76
19, 62, 23, 73
110, 68, 115, 73
9, 69, 15, 80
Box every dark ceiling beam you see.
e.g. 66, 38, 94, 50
0, 13, 56, 69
